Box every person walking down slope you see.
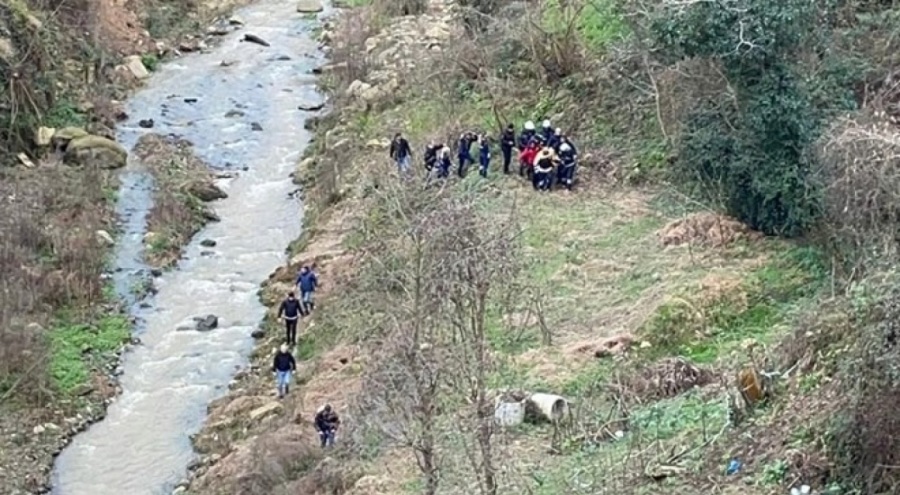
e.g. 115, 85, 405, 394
389, 132, 412, 176
272, 343, 296, 399
500, 123, 516, 174
315, 404, 340, 448
478, 134, 491, 178
277, 291, 304, 345
296, 266, 319, 314
457, 131, 476, 178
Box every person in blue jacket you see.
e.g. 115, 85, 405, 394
478, 134, 491, 178
457, 131, 476, 178
296, 266, 319, 313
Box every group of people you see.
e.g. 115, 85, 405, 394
270, 265, 339, 448
388, 118, 579, 190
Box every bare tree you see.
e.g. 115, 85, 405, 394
355, 181, 466, 495
434, 193, 522, 495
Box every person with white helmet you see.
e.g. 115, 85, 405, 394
541, 119, 555, 143
518, 121, 536, 150
557, 141, 577, 190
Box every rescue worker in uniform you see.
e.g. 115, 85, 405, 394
500, 124, 516, 174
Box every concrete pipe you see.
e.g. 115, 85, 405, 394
527, 393, 570, 423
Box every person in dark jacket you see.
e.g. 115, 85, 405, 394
457, 132, 476, 178
314, 404, 340, 448
518, 121, 536, 150
296, 266, 319, 314
540, 119, 555, 143
272, 343, 297, 399
500, 124, 516, 174
436, 146, 452, 179
549, 127, 564, 152
277, 292, 304, 345
478, 134, 491, 178
556, 142, 577, 190
389, 132, 412, 175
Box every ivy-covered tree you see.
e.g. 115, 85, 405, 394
648, 0, 855, 236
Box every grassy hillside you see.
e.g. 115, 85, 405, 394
263, 0, 900, 494
151, 0, 900, 494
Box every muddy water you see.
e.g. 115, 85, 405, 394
51, 3, 327, 494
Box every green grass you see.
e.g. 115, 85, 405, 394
49, 312, 130, 395
541, 0, 630, 52
641, 245, 827, 363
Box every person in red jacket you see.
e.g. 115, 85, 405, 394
519, 140, 539, 179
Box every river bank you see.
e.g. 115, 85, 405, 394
0, 0, 294, 493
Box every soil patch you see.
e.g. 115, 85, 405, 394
659, 212, 761, 248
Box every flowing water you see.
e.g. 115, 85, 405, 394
51, 3, 328, 493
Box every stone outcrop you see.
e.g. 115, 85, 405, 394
64, 135, 128, 169
296, 0, 323, 13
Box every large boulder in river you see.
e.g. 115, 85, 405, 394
64, 135, 128, 169
187, 181, 228, 202
296, 0, 323, 12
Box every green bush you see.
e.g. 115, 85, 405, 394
647, 0, 856, 236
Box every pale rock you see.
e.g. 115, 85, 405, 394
123, 55, 149, 79
0, 37, 14, 61
296, 0, 323, 13
95, 230, 115, 247
35, 126, 55, 146
16, 153, 35, 168
64, 135, 128, 169
365, 138, 390, 150
248, 402, 283, 422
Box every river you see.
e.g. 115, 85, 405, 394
50, 2, 326, 493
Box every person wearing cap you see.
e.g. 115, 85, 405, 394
541, 120, 555, 143
315, 404, 340, 447
518, 121, 536, 150
500, 123, 516, 174
478, 134, 491, 178
272, 343, 297, 399
556, 142, 577, 190
277, 291, 304, 345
